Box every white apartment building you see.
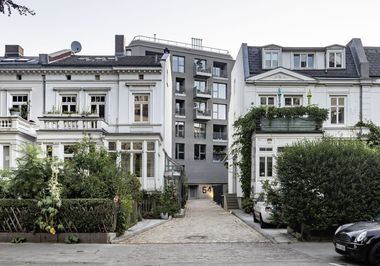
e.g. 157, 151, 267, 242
0, 36, 173, 191
229, 38, 380, 199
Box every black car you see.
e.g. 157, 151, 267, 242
333, 213, 380, 265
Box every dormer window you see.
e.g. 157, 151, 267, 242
328, 51, 343, 68
263, 50, 279, 69
293, 53, 314, 69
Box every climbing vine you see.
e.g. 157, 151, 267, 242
232, 105, 329, 198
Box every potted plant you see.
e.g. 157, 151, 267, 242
159, 184, 178, 219
9, 107, 20, 116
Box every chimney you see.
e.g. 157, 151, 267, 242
115, 35, 126, 57
39, 54, 49, 64
5, 45, 24, 57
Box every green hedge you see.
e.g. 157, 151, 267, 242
0, 199, 117, 233
266, 139, 380, 237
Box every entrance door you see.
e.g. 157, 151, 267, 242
189, 185, 198, 199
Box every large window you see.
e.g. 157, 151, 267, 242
61, 95, 77, 113
175, 121, 185, 138
90, 95, 105, 118
284, 95, 302, 106
175, 78, 185, 94
173, 55, 185, 73
212, 104, 226, 120
2, 145, 10, 169
194, 123, 206, 139
259, 156, 273, 177
194, 80, 207, 93
328, 51, 343, 68
134, 94, 149, 122
213, 145, 226, 163
194, 144, 206, 160
264, 50, 279, 69
121, 141, 143, 177
11, 94, 28, 120
212, 83, 227, 99
293, 53, 314, 69
146, 142, 155, 177
175, 143, 185, 160
259, 95, 275, 106
175, 100, 185, 116
330, 96, 345, 124
63, 145, 74, 161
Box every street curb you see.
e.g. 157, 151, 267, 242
231, 210, 280, 244
111, 219, 170, 244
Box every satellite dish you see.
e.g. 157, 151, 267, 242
71, 41, 82, 53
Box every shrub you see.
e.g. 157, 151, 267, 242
115, 195, 134, 235
242, 198, 253, 213
8, 145, 52, 199
159, 184, 179, 216
266, 139, 380, 237
64, 235, 80, 244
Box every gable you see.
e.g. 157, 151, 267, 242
246, 67, 316, 83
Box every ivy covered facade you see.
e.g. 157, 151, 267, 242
229, 38, 380, 201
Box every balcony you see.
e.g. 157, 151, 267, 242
193, 64, 212, 78
213, 131, 228, 141
175, 108, 186, 117
38, 115, 109, 131
193, 109, 211, 121
193, 86, 212, 99
0, 116, 36, 137
259, 117, 321, 132
175, 87, 186, 95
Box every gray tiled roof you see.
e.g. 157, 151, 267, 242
247, 46, 360, 78
47, 55, 161, 67
364, 47, 380, 77
0, 55, 161, 68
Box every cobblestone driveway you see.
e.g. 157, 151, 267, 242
122, 199, 268, 244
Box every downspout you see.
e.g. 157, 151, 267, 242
42, 74, 46, 113
359, 83, 363, 137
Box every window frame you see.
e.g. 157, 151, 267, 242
175, 143, 185, 160
194, 122, 206, 139
60, 95, 78, 114
293, 53, 315, 69
212, 83, 227, 99
175, 121, 185, 138
133, 93, 150, 123
330, 96, 346, 125
173, 55, 185, 73
194, 144, 206, 160
262, 49, 280, 69
90, 95, 106, 118
258, 156, 273, 178
284, 95, 303, 107
327, 50, 344, 68
212, 103, 227, 120
259, 95, 276, 106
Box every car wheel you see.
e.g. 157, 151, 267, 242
260, 214, 267, 229
368, 241, 380, 266
253, 212, 259, 223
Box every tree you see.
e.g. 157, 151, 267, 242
0, 0, 35, 16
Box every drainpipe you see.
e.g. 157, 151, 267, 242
42, 74, 46, 113
359, 83, 363, 137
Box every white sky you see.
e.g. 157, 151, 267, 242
1, 0, 380, 58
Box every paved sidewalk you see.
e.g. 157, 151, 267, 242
122, 199, 268, 244
231, 209, 297, 243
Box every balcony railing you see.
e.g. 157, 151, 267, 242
193, 109, 211, 121
193, 64, 212, 78
213, 131, 227, 141
38, 116, 108, 131
175, 88, 186, 95
193, 86, 212, 99
194, 132, 206, 139
212, 67, 228, 78
132, 35, 230, 55
0, 116, 36, 136
175, 108, 186, 117
213, 153, 226, 163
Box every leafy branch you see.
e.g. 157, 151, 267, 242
0, 0, 35, 16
